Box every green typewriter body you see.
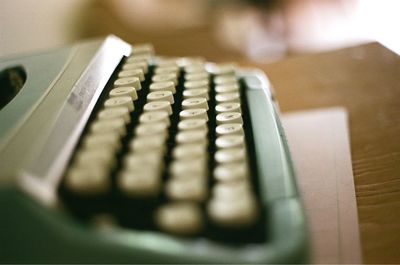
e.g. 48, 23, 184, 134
0, 36, 308, 263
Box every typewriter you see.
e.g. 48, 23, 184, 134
0, 35, 308, 263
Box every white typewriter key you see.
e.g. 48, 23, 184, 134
123, 61, 148, 74
215, 92, 240, 104
215, 147, 246, 164
215, 83, 239, 94
139, 111, 170, 127
147, 91, 174, 104
184, 65, 207, 74
207, 195, 258, 227
109, 86, 138, 101
185, 72, 209, 81
172, 143, 207, 160
183, 88, 209, 100
214, 162, 249, 182
210, 64, 236, 76
135, 123, 168, 138
126, 54, 151, 64
132, 43, 154, 55
216, 112, 243, 125
182, 98, 208, 110
104, 96, 134, 112
156, 59, 178, 68
149, 81, 176, 94
98, 107, 130, 123
75, 149, 115, 169
83, 133, 121, 151
155, 202, 203, 235
215, 102, 241, 114
170, 159, 206, 177
179, 109, 208, 121
184, 80, 209, 90
124, 152, 164, 173
152, 73, 178, 86
214, 75, 237, 85
91, 118, 126, 136
212, 180, 252, 199
178, 119, 207, 132
130, 135, 166, 154
143, 101, 172, 115
66, 167, 110, 194
118, 169, 161, 197
216, 123, 243, 136
216, 134, 245, 149
178, 57, 205, 67
176, 130, 207, 145
165, 177, 207, 202
154, 66, 180, 75
114, 77, 142, 91
118, 69, 145, 81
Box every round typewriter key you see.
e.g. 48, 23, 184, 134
216, 112, 243, 125
147, 91, 174, 104
184, 65, 207, 74
149, 81, 176, 94
98, 107, 130, 123
214, 75, 237, 86
135, 122, 168, 138
91, 118, 126, 136
172, 143, 207, 160
75, 148, 116, 169
109, 86, 138, 101
215, 147, 246, 164
215, 92, 240, 104
177, 119, 207, 132
212, 180, 252, 200
179, 109, 208, 121
132, 43, 154, 55
139, 111, 170, 127
123, 61, 148, 74
118, 69, 145, 81
176, 130, 207, 145
183, 88, 209, 100
114, 77, 142, 91
130, 135, 166, 154
214, 162, 249, 182
118, 168, 161, 197
215, 83, 239, 94
210, 64, 236, 76
126, 54, 151, 64
66, 166, 110, 194
185, 72, 209, 81
169, 159, 206, 177
207, 195, 258, 227
182, 97, 208, 110
184, 79, 209, 90
215, 102, 241, 114
165, 177, 207, 202
143, 101, 172, 115
154, 66, 179, 75
216, 135, 245, 149
84, 133, 121, 151
104, 96, 134, 112
155, 202, 203, 235
152, 73, 178, 86
216, 123, 243, 136
124, 152, 164, 173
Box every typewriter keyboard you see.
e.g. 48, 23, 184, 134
59, 44, 265, 243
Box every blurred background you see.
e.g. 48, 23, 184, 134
0, 0, 399, 62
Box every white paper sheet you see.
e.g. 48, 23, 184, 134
282, 107, 362, 264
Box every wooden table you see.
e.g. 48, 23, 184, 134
241, 43, 400, 263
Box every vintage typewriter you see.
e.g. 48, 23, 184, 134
0, 36, 308, 263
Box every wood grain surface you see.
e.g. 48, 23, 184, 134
241, 43, 400, 263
